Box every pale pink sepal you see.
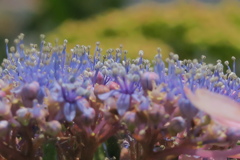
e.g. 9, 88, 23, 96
184, 88, 240, 128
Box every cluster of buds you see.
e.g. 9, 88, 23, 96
0, 34, 240, 160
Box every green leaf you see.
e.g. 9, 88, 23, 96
43, 141, 58, 160
94, 145, 105, 160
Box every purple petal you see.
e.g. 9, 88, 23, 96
63, 102, 76, 121
139, 96, 150, 110
75, 99, 88, 113
131, 94, 140, 102
31, 101, 45, 119
21, 81, 40, 99
37, 87, 45, 104
98, 90, 118, 100
178, 98, 198, 119
82, 107, 95, 118
117, 94, 130, 116
11, 85, 23, 94
80, 107, 95, 126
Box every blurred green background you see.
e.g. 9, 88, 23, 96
1, 0, 240, 63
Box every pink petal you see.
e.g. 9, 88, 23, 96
184, 88, 240, 128
228, 153, 240, 158
214, 117, 240, 128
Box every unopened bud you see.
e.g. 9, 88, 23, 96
96, 42, 100, 46
148, 104, 166, 124
22, 81, 40, 98
80, 107, 95, 126
40, 34, 45, 40
21, 81, 40, 107
95, 72, 104, 84
173, 54, 179, 60
31, 100, 47, 121
0, 120, 9, 137
107, 81, 120, 90
138, 50, 144, 57
45, 120, 62, 136
141, 72, 159, 91
10, 46, 15, 53
122, 111, 136, 132
16, 108, 31, 126
167, 117, 186, 136
94, 85, 110, 96
4, 39, 9, 44
0, 100, 10, 116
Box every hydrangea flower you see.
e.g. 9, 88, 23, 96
0, 34, 240, 159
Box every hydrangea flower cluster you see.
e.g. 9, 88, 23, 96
0, 33, 240, 160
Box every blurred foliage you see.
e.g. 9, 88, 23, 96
25, 0, 126, 33
46, 0, 240, 63
94, 145, 105, 160
105, 136, 120, 159
141, 21, 240, 61
93, 137, 120, 160
0, 0, 126, 61
43, 141, 57, 160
